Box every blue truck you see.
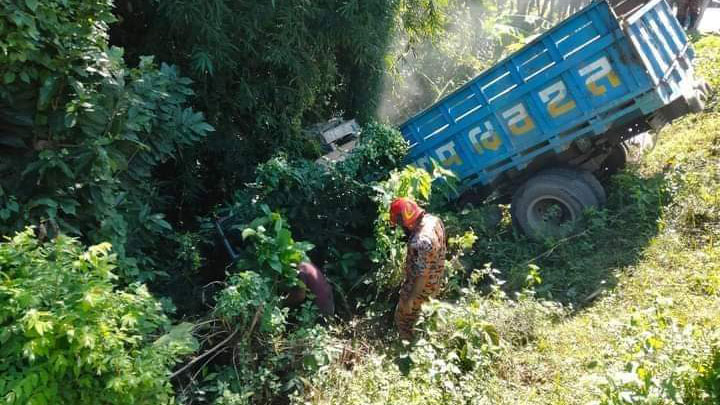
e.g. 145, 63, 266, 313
399, 0, 709, 238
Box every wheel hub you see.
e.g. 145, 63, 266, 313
527, 196, 576, 234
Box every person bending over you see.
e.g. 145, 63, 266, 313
389, 197, 446, 340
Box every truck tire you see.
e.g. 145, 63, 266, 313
578, 170, 607, 205
511, 169, 604, 240
686, 94, 705, 114
539, 168, 606, 205
695, 79, 711, 99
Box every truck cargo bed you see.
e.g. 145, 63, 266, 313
400, 0, 699, 191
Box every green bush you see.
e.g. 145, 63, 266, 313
226, 138, 456, 302
177, 210, 340, 404
0, 0, 212, 282
235, 207, 315, 290
109, 0, 453, 208
215, 122, 408, 290
687, 348, 720, 404
0, 228, 196, 405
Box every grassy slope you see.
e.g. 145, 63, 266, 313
301, 35, 720, 404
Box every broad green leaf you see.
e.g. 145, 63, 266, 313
277, 229, 291, 247
28, 198, 57, 209
191, 121, 215, 134
56, 160, 74, 178
59, 199, 79, 216
37, 77, 58, 110
154, 322, 199, 353
269, 259, 283, 272
242, 228, 257, 240
150, 214, 173, 231
25, 0, 39, 11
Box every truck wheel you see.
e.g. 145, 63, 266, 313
579, 170, 607, 205
539, 168, 606, 205
686, 94, 705, 114
512, 169, 603, 240
696, 79, 711, 99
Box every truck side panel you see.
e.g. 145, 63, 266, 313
400, 0, 685, 188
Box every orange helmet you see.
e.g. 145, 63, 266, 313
389, 197, 424, 229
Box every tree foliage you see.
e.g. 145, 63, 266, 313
109, 0, 454, 213
177, 212, 336, 404
380, 0, 566, 123
213, 123, 409, 289
0, 0, 212, 281
0, 229, 196, 405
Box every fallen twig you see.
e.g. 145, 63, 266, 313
522, 229, 589, 265
170, 326, 240, 380
170, 304, 264, 380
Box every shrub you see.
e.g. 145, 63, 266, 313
215, 122, 408, 289
0, 228, 196, 405
235, 207, 315, 290
687, 348, 720, 404
369, 163, 457, 295
178, 210, 340, 404
295, 272, 565, 405
0, 0, 212, 282
109, 0, 453, 210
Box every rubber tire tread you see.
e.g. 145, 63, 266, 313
687, 94, 705, 114
511, 168, 604, 240
534, 168, 606, 205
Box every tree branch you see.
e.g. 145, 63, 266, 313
170, 304, 265, 380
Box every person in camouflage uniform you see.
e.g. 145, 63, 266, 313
389, 197, 446, 340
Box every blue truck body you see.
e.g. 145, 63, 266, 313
399, 0, 701, 190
